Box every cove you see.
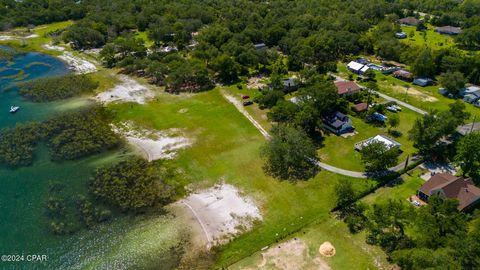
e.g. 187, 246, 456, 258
0, 48, 188, 269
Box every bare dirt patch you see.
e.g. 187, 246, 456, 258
319, 241, 336, 257
247, 76, 267, 89
389, 84, 438, 102
113, 122, 193, 161
96, 75, 155, 104
181, 183, 262, 248
254, 238, 332, 270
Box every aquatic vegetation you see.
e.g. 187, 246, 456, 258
0, 122, 41, 167
18, 73, 99, 102
24, 61, 52, 68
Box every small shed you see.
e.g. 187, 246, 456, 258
352, 103, 368, 113
393, 69, 413, 82
395, 32, 407, 39
413, 78, 432, 87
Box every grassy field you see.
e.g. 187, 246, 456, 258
399, 25, 455, 51
362, 167, 426, 205
107, 87, 385, 268
320, 108, 418, 171
231, 217, 391, 270
0, 21, 74, 54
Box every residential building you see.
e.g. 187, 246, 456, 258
464, 94, 479, 104
323, 112, 354, 135
435, 26, 462, 35
417, 174, 480, 212
347, 61, 370, 75
395, 32, 407, 39
398, 17, 420, 26
352, 102, 368, 113
413, 77, 433, 87
457, 122, 480, 136
254, 43, 267, 50
334, 80, 362, 96
393, 69, 413, 81
354, 135, 401, 151
460, 85, 480, 97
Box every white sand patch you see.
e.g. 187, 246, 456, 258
247, 76, 267, 89
0, 35, 15, 41
182, 184, 262, 248
0, 34, 38, 40
114, 122, 192, 161
96, 75, 154, 104
42, 44, 66, 51
58, 51, 97, 74
24, 34, 39, 39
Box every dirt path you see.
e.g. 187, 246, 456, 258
221, 90, 271, 139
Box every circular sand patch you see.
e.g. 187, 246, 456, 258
319, 241, 336, 257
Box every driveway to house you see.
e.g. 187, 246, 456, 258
330, 73, 427, 115
221, 88, 416, 179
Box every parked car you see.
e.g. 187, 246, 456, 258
243, 101, 253, 106
386, 106, 398, 112
242, 95, 250, 99
369, 112, 388, 123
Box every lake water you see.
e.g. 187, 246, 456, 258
0, 49, 187, 269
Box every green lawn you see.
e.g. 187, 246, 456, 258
400, 25, 455, 51
375, 72, 480, 121
0, 21, 74, 55
320, 108, 418, 171
108, 88, 382, 268
362, 168, 426, 205
134, 31, 155, 47
230, 217, 391, 270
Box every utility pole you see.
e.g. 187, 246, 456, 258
470, 116, 476, 134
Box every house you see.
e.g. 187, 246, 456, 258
347, 61, 370, 75
435, 26, 462, 35
395, 32, 407, 39
417, 174, 480, 212
254, 43, 267, 50
334, 80, 362, 96
457, 122, 480, 136
463, 94, 479, 104
352, 102, 368, 113
438, 88, 449, 96
460, 85, 480, 97
393, 69, 413, 82
354, 135, 401, 151
323, 112, 354, 135
398, 17, 420, 26
413, 77, 433, 87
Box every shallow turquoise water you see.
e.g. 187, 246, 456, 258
0, 49, 186, 270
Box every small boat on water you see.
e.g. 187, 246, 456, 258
9, 106, 19, 113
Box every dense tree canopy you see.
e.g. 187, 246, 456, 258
260, 125, 319, 181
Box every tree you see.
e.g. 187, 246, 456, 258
212, 54, 240, 83
360, 141, 400, 172
438, 71, 466, 95
448, 100, 470, 126
363, 68, 376, 80
455, 132, 480, 177
411, 49, 436, 78
334, 181, 356, 208
387, 113, 400, 133
260, 125, 319, 181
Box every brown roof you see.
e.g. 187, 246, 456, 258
419, 174, 480, 211
435, 26, 462, 34
393, 69, 412, 79
353, 102, 368, 112
334, 81, 362, 95
398, 17, 420, 26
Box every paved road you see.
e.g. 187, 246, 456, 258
330, 73, 427, 115
371, 90, 427, 115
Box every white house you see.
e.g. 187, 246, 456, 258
347, 61, 370, 75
